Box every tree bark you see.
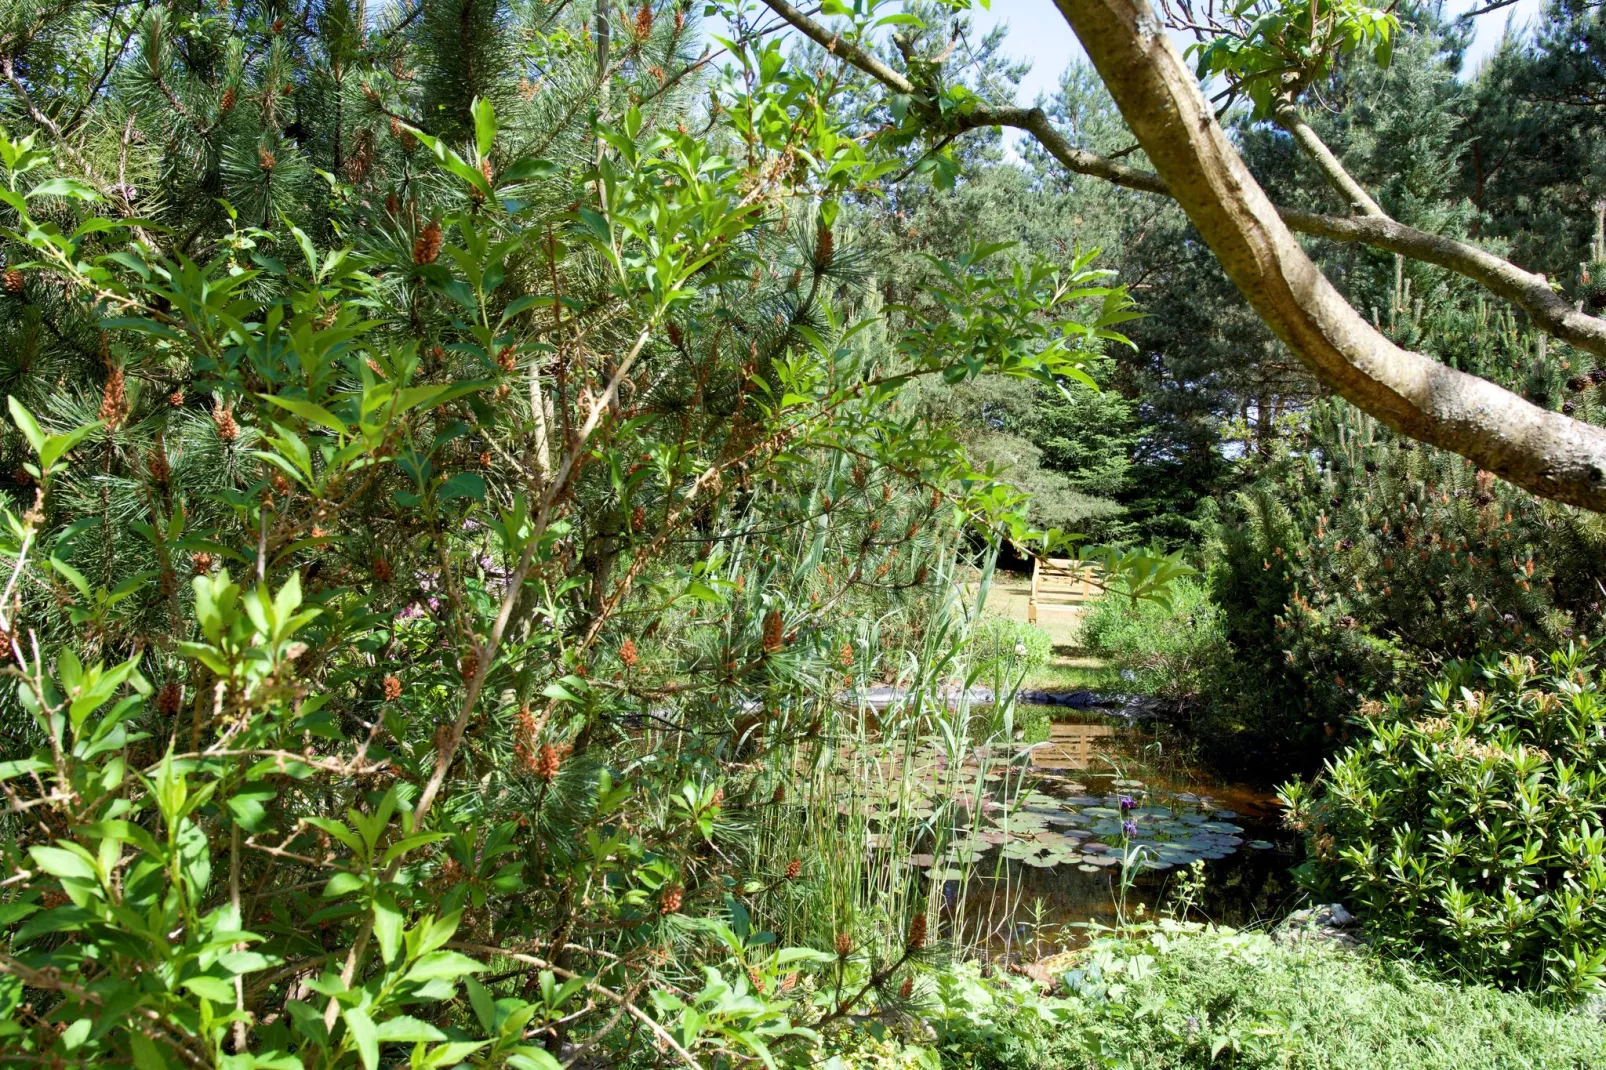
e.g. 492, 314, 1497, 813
1047, 0, 1606, 509
757, 0, 1606, 364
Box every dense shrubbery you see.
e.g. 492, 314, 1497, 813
1282, 648, 1606, 1000
1078, 577, 1226, 704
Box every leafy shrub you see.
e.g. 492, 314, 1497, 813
1079, 576, 1226, 702
1281, 648, 1606, 999
972, 615, 1055, 680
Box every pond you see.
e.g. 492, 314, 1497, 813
833, 706, 1302, 960
948, 712, 1302, 957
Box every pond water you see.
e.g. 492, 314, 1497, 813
838, 707, 1303, 958
947, 711, 1303, 956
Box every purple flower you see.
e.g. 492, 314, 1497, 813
1118, 795, 1135, 812
1122, 819, 1138, 838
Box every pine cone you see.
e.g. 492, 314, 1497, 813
619, 636, 638, 668
98, 365, 127, 428
212, 402, 238, 442
413, 220, 443, 265
907, 912, 927, 950
762, 609, 784, 653
258, 147, 276, 172
220, 86, 237, 113
835, 931, 852, 958
534, 741, 561, 782
784, 858, 801, 880
191, 552, 213, 573
815, 220, 835, 270
458, 650, 479, 682
1568, 375, 1590, 393
157, 680, 183, 717
3, 268, 22, 295
146, 441, 170, 484
899, 975, 914, 999
634, 2, 653, 39
372, 557, 392, 582
382, 675, 402, 701
660, 886, 682, 914
771, 783, 785, 804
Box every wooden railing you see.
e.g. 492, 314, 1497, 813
1028, 558, 1101, 623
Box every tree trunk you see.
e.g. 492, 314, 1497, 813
1049, 0, 1606, 511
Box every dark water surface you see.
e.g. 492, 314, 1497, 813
939, 710, 1303, 955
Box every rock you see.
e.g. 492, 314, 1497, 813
1277, 902, 1363, 949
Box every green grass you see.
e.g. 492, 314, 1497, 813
1021, 660, 1123, 694
824, 925, 1606, 1069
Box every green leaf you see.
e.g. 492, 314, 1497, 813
29, 845, 96, 881
375, 1015, 447, 1043
181, 975, 236, 1002
343, 1006, 379, 1070
472, 97, 498, 163
403, 949, 485, 984
502, 157, 557, 183
27, 177, 100, 201
439, 472, 486, 504
261, 395, 347, 435
9, 397, 43, 453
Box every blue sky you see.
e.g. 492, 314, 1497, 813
706, 0, 1546, 107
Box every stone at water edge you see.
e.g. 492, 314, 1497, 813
1276, 903, 1362, 949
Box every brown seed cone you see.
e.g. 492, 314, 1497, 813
784, 858, 801, 880
168, 388, 185, 407
99, 365, 128, 428
2, 268, 22, 295
635, 2, 653, 38
915, 565, 929, 586
834, 931, 852, 958
660, 885, 682, 914
619, 636, 638, 668
771, 783, 785, 804
762, 609, 784, 653
220, 86, 237, 113
157, 680, 183, 717
258, 147, 276, 172
459, 650, 479, 682
147, 440, 171, 484
666, 321, 683, 347
191, 552, 213, 573
212, 402, 238, 442
413, 220, 443, 265
534, 741, 561, 782
0, 631, 12, 661
382, 675, 402, 701
372, 557, 392, 582
907, 912, 927, 951
815, 220, 835, 270
899, 975, 914, 999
